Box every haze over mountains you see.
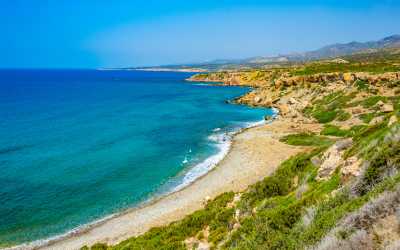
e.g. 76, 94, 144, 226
133, 34, 400, 71
209, 34, 400, 64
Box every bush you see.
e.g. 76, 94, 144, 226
361, 96, 387, 108
280, 133, 333, 147
355, 79, 369, 91
313, 110, 338, 123
336, 110, 352, 121
321, 124, 351, 137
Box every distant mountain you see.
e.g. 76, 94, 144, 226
132, 35, 400, 71
291, 34, 400, 60
213, 35, 400, 64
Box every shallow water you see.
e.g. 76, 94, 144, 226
0, 69, 272, 246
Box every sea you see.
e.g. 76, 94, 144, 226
0, 69, 273, 247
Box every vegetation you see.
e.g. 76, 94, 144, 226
303, 91, 355, 123
292, 62, 400, 76
84, 48, 400, 250
279, 133, 333, 147
320, 124, 351, 137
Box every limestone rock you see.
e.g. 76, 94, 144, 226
342, 156, 362, 177
382, 104, 394, 113
370, 116, 385, 125
311, 156, 322, 167
351, 107, 363, 114
254, 96, 262, 103
317, 139, 353, 180
388, 115, 398, 126
197, 242, 211, 250
278, 104, 290, 115
343, 73, 355, 83
376, 100, 385, 107
288, 97, 298, 105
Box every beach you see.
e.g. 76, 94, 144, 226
34, 117, 319, 250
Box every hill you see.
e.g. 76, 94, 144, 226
84, 42, 400, 250
131, 35, 400, 72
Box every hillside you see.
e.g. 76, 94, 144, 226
84, 44, 400, 250
132, 35, 400, 72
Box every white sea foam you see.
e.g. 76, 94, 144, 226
169, 115, 276, 193
10, 114, 277, 250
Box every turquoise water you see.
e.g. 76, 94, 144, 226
0, 70, 272, 246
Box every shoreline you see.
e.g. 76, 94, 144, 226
8, 115, 273, 250
31, 112, 315, 250
6, 76, 315, 250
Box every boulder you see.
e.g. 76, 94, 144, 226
311, 156, 322, 166
254, 96, 262, 103
370, 116, 385, 125
376, 100, 385, 107
388, 115, 398, 126
278, 104, 290, 115
382, 104, 394, 113
341, 156, 362, 177
317, 139, 352, 181
288, 97, 298, 105
197, 242, 211, 250
343, 73, 355, 83
351, 107, 363, 114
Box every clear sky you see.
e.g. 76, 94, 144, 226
1, 0, 399, 68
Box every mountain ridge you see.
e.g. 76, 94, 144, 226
131, 34, 400, 71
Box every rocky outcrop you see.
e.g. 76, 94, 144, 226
316, 139, 353, 181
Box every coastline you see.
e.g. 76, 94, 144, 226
7, 77, 321, 250
4, 79, 271, 250
27, 112, 318, 250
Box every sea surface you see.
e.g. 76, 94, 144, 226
0, 70, 272, 246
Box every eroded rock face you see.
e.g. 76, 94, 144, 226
388, 115, 398, 126
342, 156, 362, 177
382, 104, 394, 113
317, 139, 353, 180
370, 116, 385, 126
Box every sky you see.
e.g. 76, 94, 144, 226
1, 0, 399, 68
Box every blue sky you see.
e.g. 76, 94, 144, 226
1, 0, 399, 68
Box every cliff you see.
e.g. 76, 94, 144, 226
85, 50, 400, 250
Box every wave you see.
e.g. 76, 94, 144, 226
168, 113, 278, 193
8, 113, 278, 250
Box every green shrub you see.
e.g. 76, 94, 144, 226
361, 96, 387, 108
336, 110, 352, 121
354, 80, 369, 91
313, 110, 338, 123
280, 133, 333, 147
359, 113, 376, 123
320, 124, 351, 137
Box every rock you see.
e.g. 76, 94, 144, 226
330, 58, 349, 64
351, 107, 363, 114
335, 138, 353, 150
370, 116, 385, 125
382, 104, 394, 113
342, 156, 362, 177
343, 73, 355, 83
288, 97, 298, 105
254, 96, 262, 103
311, 156, 322, 166
317, 139, 353, 181
203, 196, 211, 205
376, 100, 385, 107
388, 115, 398, 126
290, 124, 300, 129
264, 115, 274, 122
278, 104, 290, 115
197, 242, 211, 250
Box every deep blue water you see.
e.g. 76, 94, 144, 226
0, 70, 271, 246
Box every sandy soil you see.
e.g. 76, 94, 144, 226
29, 119, 312, 250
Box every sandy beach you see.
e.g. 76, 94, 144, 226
26, 117, 320, 250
